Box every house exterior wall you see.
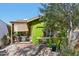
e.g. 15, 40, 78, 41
31, 20, 44, 45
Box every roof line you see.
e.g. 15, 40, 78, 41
10, 16, 40, 23
27, 16, 40, 22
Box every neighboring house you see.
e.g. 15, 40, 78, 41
0, 20, 8, 39
10, 16, 44, 44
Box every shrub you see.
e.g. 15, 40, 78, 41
59, 36, 79, 56
0, 35, 10, 48
60, 46, 79, 56
45, 37, 61, 51
1, 35, 9, 45
46, 38, 53, 48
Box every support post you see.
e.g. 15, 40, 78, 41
11, 23, 14, 44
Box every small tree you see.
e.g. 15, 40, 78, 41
40, 3, 79, 49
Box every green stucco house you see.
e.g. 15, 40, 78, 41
28, 17, 44, 44
10, 16, 44, 44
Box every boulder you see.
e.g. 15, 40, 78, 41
0, 43, 60, 56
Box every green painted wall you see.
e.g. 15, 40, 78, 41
31, 20, 44, 45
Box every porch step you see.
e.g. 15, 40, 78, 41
19, 42, 32, 44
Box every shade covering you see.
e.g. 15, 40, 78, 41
0, 20, 8, 39
14, 23, 28, 32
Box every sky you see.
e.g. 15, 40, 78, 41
0, 3, 41, 24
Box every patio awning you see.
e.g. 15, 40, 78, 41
14, 23, 29, 32
10, 20, 29, 32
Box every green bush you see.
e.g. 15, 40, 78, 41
60, 46, 79, 56
46, 38, 53, 48
59, 36, 79, 56
1, 35, 8, 45
45, 37, 61, 51
0, 35, 10, 48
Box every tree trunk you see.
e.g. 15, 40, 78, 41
68, 29, 73, 48
68, 15, 73, 49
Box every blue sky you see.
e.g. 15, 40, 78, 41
0, 3, 41, 24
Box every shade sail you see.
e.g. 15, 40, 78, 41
0, 20, 8, 39
14, 23, 29, 32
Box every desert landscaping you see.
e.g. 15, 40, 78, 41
1, 3, 79, 56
